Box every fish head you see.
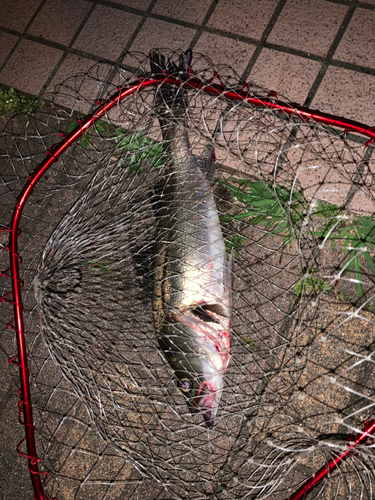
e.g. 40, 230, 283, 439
165, 310, 228, 427
175, 357, 224, 428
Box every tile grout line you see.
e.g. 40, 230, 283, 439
202, 0, 289, 147
95, 0, 155, 17
2, 24, 374, 80
303, 0, 359, 108
0, 0, 374, 98
240, 0, 288, 83
0, 0, 49, 76
342, 146, 374, 209
1, 0, 375, 93
93, 0, 161, 105
187, 0, 221, 51
40, 1, 99, 95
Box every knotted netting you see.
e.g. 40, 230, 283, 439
1, 50, 375, 500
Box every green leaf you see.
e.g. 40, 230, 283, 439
87, 261, 110, 273
67, 120, 77, 134
363, 251, 375, 274
225, 234, 245, 257
0, 85, 44, 118
80, 135, 90, 148
354, 257, 364, 299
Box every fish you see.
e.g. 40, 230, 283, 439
150, 49, 233, 427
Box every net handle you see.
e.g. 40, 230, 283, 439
286, 419, 375, 500
5, 73, 375, 500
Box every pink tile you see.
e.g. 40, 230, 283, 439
193, 32, 255, 78
0, 39, 63, 94
110, 0, 151, 9
0, 0, 41, 32
296, 157, 353, 206
27, 0, 92, 47
73, 5, 142, 61
349, 189, 375, 215
207, 0, 279, 40
126, 18, 196, 61
267, 0, 348, 57
311, 66, 375, 126
0, 32, 18, 68
249, 48, 322, 104
334, 8, 375, 69
152, 0, 212, 24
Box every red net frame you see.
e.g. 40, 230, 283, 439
4, 70, 375, 500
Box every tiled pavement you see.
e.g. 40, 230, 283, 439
2, 0, 374, 213
1, 0, 375, 498
0, 0, 374, 122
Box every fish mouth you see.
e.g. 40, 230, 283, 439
193, 382, 219, 428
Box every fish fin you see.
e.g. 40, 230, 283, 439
150, 179, 167, 219
178, 49, 192, 80
223, 249, 234, 313
149, 49, 192, 79
199, 145, 216, 181
150, 50, 178, 109
132, 241, 156, 297
228, 248, 235, 289
149, 49, 166, 77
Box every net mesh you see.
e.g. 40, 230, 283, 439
1, 50, 375, 500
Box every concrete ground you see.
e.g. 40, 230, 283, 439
1, 0, 375, 499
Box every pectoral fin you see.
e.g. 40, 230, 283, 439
199, 146, 215, 181
224, 248, 234, 311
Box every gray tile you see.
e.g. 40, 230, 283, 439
73, 5, 142, 61
349, 189, 375, 216
45, 53, 114, 113
27, 0, 92, 47
0, 349, 34, 499
0, 39, 63, 94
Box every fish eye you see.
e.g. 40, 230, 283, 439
179, 378, 192, 392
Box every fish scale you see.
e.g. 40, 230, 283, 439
150, 49, 233, 427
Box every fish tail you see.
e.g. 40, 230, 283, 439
149, 49, 192, 113
199, 145, 216, 181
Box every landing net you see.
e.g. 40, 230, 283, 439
1, 50, 375, 500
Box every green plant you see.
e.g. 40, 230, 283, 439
70, 117, 375, 303
225, 234, 245, 257
293, 268, 331, 302
219, 178, 375, 301
66, 119, 164, 174
306, 199, 375, 299
237, 333, 266, 352
66, 116, 111, 147
0, 85, 44, 118
115, 127, 164, 174
87, 261, 110, 273
218, 179, 305, 246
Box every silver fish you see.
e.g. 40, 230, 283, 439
150, 50, 233, 427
